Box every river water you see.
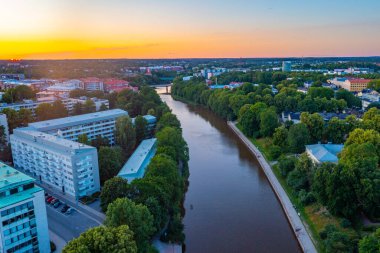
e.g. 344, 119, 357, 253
159, 91, 301, 253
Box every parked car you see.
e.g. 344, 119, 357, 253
46, 197, 55, 204
45, 196, 52, 202
65, 208, 74, 215
50, 198, 59, 205
53, 201, 61, 208
60, 205, 69, 213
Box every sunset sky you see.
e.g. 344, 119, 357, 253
1, 0, 380, 59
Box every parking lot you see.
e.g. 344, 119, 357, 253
44, 193, 102, 243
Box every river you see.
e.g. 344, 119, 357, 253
159, 91, 301, 253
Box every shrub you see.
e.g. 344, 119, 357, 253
268, 145, 282, 160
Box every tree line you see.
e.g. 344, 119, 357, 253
64, 87, 189, 253
172, 77, 380, 253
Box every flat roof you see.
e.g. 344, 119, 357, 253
0, 162, 35, 190
13, 128, 94, 151
118, 138, 157, 181
29, 109, 128, 132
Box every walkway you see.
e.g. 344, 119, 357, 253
227, 121, 317, 253
49, 230, 66, 253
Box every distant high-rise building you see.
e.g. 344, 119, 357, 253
282, 61, 292, 72
0, 162, 50, 253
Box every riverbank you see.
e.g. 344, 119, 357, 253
227, 121, 317, 253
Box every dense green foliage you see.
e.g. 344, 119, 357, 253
62, 225, 137, 253
105, 198, 156, 252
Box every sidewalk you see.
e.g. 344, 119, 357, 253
228, 121, 317, 253
49, 230, 66, 253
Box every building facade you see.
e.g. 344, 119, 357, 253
11, 129, 100, 198
0, 98, 109, 117
81, 78, 104, 91
0, 114, 9, 144
28, 109, 128, 145
0, 162, 50, 253
329, 77, 371, 92
282, 61, 292, 72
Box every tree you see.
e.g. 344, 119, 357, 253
83, 99, 96, 113
77, 134, 89, 145
260, 108, 279, 137
35, 103, 54, 121
115, 116, 136, 155
300, 112, 324, 143
2, 85, 35, 103
69, 89, 88, 98
72, 102, 83, 115
273, 126, 289, 149
100, 177, 130, 212
105, 198, 156, 251
335, 89, 361, 108
99, 103, 108, 111
98, 147, 123, 184
52, 100, 68, 118
156, 127, 188, 163
308, 87, 334, 99
91, 135, 109, 149
322, 225, 356, 253
62, 225, 137, 253
287, 123, 310, 153
325, 117, 347, 144
135, 116, 147, 144
157, 112, 181, 132
278, 156, 296, 177
359, 228, 380, 253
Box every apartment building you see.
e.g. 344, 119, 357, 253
81, 78, 104, 91
0, 162, 50, 253
0, 114, 9, 144
27, 109, 128, 145
0, 97, 109, 117
329, 77, 371, 92
11, 129, 100, 198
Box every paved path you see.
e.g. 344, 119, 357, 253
228, 121, 317, 253
49, 230, 66, 253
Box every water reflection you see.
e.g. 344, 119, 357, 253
159, 92, 301, 253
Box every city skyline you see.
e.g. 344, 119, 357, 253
1, 0, 380, 59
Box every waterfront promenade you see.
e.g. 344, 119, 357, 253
228, 121, 317, 253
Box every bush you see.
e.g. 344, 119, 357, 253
278, 156, 296, 177
298, 190, 316, 206
268, 145, 282, 160
340, 219, 352, 228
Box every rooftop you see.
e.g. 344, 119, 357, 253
0, 162, 34, 190
13, 128, 94, 151
0, 163, 44, 209
306, 144, 344, 163
118, 138, 157, 182
29, 109, 128, 131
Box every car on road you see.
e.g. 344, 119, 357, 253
65, 207, 74, 215
61, 205, 70, 213
53, 201, 62, 208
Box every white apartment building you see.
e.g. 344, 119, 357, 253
0, 162, 50, 253
81, 78, 104, 91
0, 114, 9, 144
11, 129, 100, 198
0, 97, 109, 117
28, 109, 128, 145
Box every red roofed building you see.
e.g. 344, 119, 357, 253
103, 78, 138, 93
330, 77, 371, 92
